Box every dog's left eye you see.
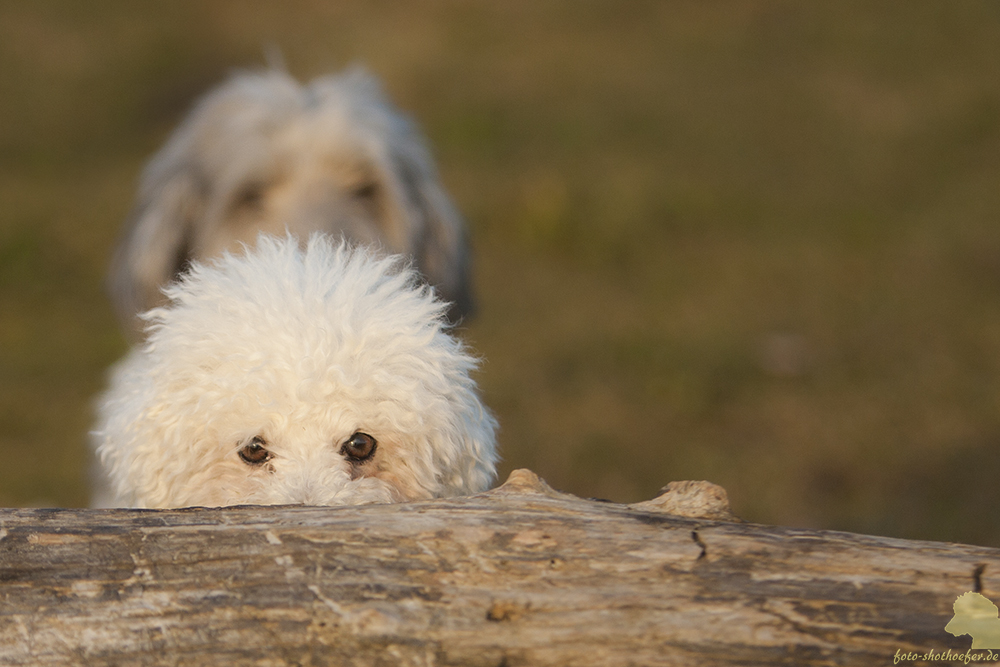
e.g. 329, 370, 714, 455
341, 432, 377, 462
239, 437, 272, 465
232, 182, 267, 212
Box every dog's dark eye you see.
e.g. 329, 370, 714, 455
239, 436, 272, 465
341, 432, 377, 462
233, 182, 267, 212
350, 180, 379, 203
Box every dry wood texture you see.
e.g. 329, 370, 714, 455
0, 469, 995, 666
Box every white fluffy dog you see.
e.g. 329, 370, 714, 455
91, 234, 497, 508
108, 67, 473, 341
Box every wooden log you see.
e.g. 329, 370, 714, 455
0, 469, 994, 666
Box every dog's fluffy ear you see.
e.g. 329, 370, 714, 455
107, 163, 203, 342
331, 67, 476, 323
396, 151, 475, 323
106, 69, 293, 341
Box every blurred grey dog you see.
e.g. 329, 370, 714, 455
108, 67, 473, 340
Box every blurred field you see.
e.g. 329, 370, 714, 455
2, 1, 1000, 545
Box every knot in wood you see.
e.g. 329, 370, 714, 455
630, 480, 737, 521
488, 469, 565, 498
487, 599, 530, 622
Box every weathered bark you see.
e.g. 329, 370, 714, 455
0, 469, 993, 666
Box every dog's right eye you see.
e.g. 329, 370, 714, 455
238, 437, 272, 465
232, 182, 267, 212
350, 180, 380, 203
341, 432, 377, 462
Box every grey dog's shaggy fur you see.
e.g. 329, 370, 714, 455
108, 67, 474, 340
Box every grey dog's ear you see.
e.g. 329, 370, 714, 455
335, 67, 476, 323
107, 164, 204, 342
395, 153, 476, 324
106, 70, 298, 342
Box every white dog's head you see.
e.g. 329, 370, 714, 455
108, 67, 473, 340
92, 234, 497, 508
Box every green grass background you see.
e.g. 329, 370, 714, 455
3, 1, 1000, 545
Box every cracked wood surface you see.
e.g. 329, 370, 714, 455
0, 469, 995, 666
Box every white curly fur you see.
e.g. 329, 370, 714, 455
91, 234, 497, 508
